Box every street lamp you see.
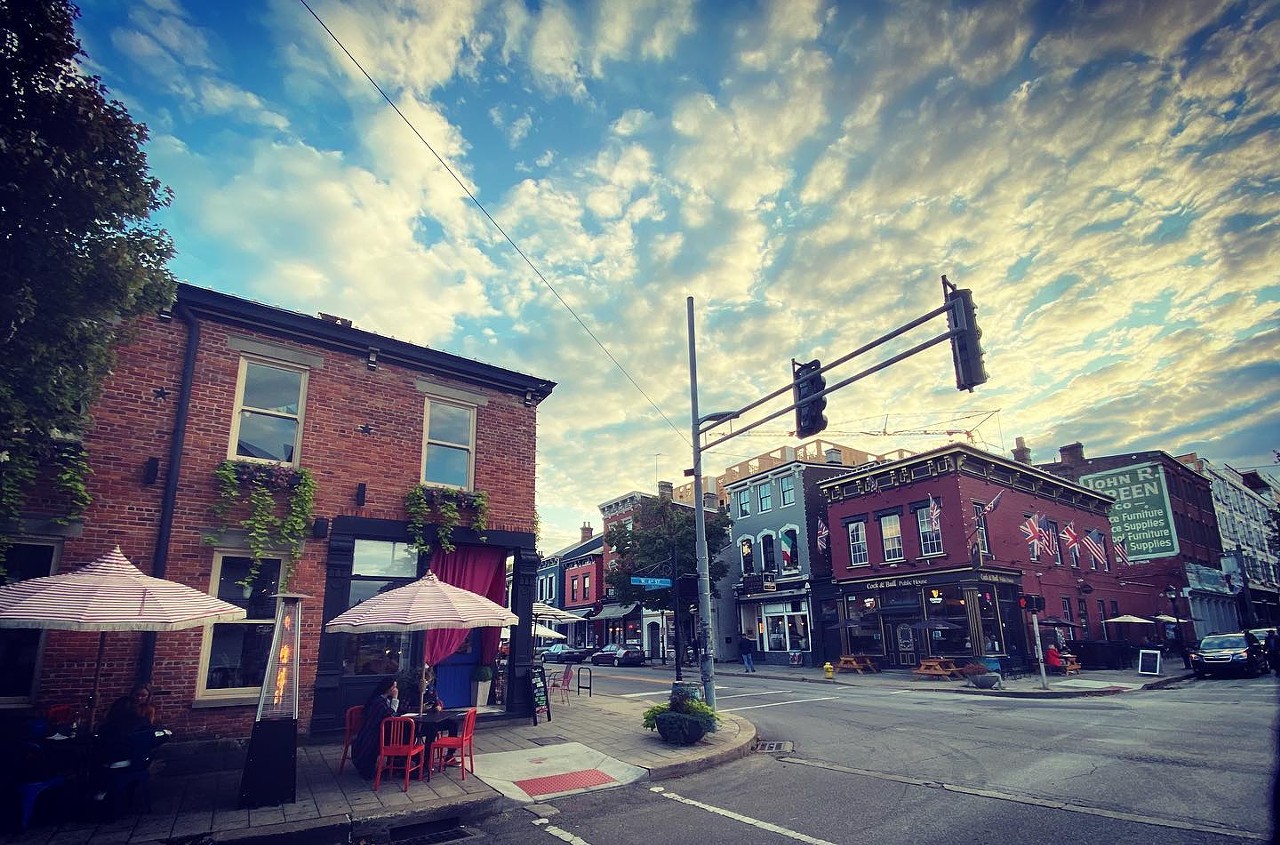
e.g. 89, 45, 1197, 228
1164, 585, 1191, 669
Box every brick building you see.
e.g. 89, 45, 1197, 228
2, 284, 554, 738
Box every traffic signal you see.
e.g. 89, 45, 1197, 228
1018, 594, 1045, 612
945, 284, 988, 392
1017, 594, 1029, 611
792, 358, 828, 438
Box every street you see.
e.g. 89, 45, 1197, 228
469, 667, 1278, 844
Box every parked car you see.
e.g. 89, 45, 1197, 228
539, 644, 590, 664
1188, 633, 1266, 678
590, 643, 646, 666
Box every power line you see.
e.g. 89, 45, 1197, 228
297, 0, 689, 445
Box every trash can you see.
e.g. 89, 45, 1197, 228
671, 681, 703, 702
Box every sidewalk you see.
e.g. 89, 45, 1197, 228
4, 661, 1190, 845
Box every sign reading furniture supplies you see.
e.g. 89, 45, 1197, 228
1078, 462, 1180, 561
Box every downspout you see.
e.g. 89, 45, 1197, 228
137, 300, 200, 685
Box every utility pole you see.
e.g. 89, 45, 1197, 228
687, 296, 718, 709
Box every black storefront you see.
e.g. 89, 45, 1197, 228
828, 566, 1026, 668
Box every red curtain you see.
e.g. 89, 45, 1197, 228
422, 545, 508, 667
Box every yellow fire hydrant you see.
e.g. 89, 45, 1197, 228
823, 661, 834, 680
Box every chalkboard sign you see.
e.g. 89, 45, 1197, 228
1137, 649, 1162, 676
530, 663, 552, 724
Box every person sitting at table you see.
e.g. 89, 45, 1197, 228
103, 683, 157, 734
352, 679, 402, 780
417, 682, 459, 763
1045, 644, 1064, 674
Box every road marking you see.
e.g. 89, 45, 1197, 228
618, 691, 669, 698
715, 690, 797, 699
532, 817, 593, 844
781, 757, 1268, 840
719, 697, 838, 712
650, 786, 840, 845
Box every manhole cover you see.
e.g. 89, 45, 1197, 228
530, 736, 569, 746
754, 741, 794, 753
391, 818, 479, 845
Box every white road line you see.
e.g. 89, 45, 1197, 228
532, 818, 593, 844
715, 690, 798, 699
618, 691, 669, 698
651, 786, 839, 845
719, 696, 838, 711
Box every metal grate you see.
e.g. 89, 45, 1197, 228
390, 818, 479, 845
754, 741, 793, 753
389, 830, 477, 845
530, 735, 569, 746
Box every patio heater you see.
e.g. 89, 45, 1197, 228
238, 593, 306, 809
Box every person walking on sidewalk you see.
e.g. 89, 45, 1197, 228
739, 632, 758, 673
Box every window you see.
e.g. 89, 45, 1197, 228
916, 507, 943, 556
346, 541, 417, 679
762, 534, 777, 572
847, 521, 869, 567
781, 529, 800, 573
571, 577, 579, 601
0, 542, 58, 703
1060, 597, 1072, 620
1110, 600, 1120, 616
735, 489, 751, 518
583, 574, 591, 601
780, 476, 796, 507
1068, 546, 1080, 568
231, 359, 306, 463
740, 538, 755, 574
972, 502, 989, 553
1097, 599, 1107, 627
422, 398, 475, 489
1023, 514, 1040, 562
763, 601, 811, 652
880, 514, 903, 562
200, 553, 283, 697
757, 483, 772, 513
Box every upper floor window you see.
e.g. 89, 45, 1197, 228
916, 507, 943, 556
583, 574, 591, 600
847, 521, 869, 567
735, 489, 751, 518
781, 529, 800, 573
571, 576, 579, 601
422, 398, 475, 489
740, 538, 755, 574
880, 514, 903, 562
231, 359, 306, 463
757, 483, 773, 513
779, 476, 796, 507
972, 502, 989, 553
762, 534, 777, 572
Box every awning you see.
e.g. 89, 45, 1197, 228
590, 603, 639, 621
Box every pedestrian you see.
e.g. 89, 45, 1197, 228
1266, 630, 1280, 677
739, 632, 757, 673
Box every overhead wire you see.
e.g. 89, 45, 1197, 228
297, 0, 690, 446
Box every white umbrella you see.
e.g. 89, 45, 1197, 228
0, 546, 247, 730
532, 602, 585, 623
1154, 613, 1191, 623
325, 571, 518, 713
532, 622, 566, 640
1102, 614, 1156, 624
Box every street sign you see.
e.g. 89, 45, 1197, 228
630, 577, 672, 589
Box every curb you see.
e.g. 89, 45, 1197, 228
646, 713, 758, 780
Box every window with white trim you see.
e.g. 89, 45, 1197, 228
972, 502, 989, 553
422, 397, 475, 489
230, 359, 306, 463
916, 507, 944, 556
0, 541, 58, 704
583, 574, 591, 601
762, 534, 777, 572
880, 514, 903, 562
740, 538, 755, 574
781, 529, 800, 573
847, 521, 869, 567
571, 577, 579, 601
779, 476, 796, 507
756, 483, 772, 513
734, 489, 751, 518
199, 552, 282, 698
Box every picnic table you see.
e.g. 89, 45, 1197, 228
836, 655, 879, 674
912, 657, 965, 680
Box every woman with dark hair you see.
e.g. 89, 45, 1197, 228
103, 683, 158, 733
352, 679, 399, 780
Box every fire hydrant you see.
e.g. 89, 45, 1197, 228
823, 661, 834, 680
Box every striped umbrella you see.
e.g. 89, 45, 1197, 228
531, 602, 585, 624
0, 546, 247, 730
325, 571, 518, 713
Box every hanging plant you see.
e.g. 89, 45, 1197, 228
0, 442, 92, 578
211, 460, 316, 591
405, 485, 488, 555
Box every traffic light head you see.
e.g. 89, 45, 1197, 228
946, 286, 988, 392
793, 358, 828, 438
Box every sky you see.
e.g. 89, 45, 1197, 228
72, 0, 1280, 555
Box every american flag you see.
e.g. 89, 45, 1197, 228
1019, 515, 1043, 556
1113, 536, 1130, 566
816, 518, 829, 554
927, 495, 941, 531
980, 490, 1004, 516
1059, 522, 1082, 552
1037, 515, 1058, 555
1080, 528, 1107, 564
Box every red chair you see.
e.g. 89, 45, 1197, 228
430, 708, 477, 780
549, 667, 573, 705
337, 705, 363, 774
373, 716, 425, 792
44, 704, 74, 727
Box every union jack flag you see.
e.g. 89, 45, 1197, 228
1080, 528, 1107, 564
816, 518, 829, 555
1113, 536, 1129, 566
1059, 522, 1082, 552
1020, 515, 1044, 556
927, 495, 941, 531
980, 490, 1004, 516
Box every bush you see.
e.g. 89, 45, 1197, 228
960, 662, 991, 678
642, 686, 720, 733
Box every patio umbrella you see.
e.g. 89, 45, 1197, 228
0, 546, 246, 731
532, 623, 566, 640
1102, 614, 1155, 624
1154, 613, 1192, 623
325, 571, 518, 713
532, 602, 585, 623
1037, 616, 1083, 628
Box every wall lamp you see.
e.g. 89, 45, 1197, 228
355, 483, 367, 506
366, 347, 379, 371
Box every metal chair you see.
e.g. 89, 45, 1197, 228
549, 667, 573, 704
430, 708, 477, 780
373, 716, 425, 792
337, 705, 363, 774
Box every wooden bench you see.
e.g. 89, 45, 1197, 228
837, 655, 879, 674
913, 657, 964, 680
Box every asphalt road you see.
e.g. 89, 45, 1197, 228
469, 667, 1278, 845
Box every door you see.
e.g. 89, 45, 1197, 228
894, 622, 918, 667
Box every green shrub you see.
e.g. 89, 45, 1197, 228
642, 687, 721, 733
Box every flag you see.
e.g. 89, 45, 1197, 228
1037, 515, 1058, 555
816, 518, 829, 555
980, 490, 1003, 516
1059, 522, 1082, 552
1019, 515, 1042, 556
1113, 536, 1129, 566
1080, 528, 1107, 563
927, 495, 941, 531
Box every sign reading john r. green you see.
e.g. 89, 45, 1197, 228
1079, 462, 1179, 561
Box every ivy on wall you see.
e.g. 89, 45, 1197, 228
211, 460, 315, 590
405, 486, 488, 555
0, 443, 92, 579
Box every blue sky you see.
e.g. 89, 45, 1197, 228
74, 0, 1279, 554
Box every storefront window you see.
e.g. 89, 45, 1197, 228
924, 585, 969, 653
844, 595, 885, 655
763, 600, 811, 651
343, 540, 419, 677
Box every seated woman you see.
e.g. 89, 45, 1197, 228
97, 683, 162, 761
351, 679, 401, 780
1045, 644, 1064, 674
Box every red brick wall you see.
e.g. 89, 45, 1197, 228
32, 308, 539, 738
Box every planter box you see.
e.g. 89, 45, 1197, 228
654, 712, 708, 745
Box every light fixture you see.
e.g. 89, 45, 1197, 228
142, 457, 160, 485
366, 347, 379, 371
355, 483, 367, 506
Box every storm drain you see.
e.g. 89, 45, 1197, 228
754, 740, 794, 753
530, 735, 569, 746
389, 818, 480, 845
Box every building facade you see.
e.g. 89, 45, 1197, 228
3, 284, 554, 737
540, 524, 602, 645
